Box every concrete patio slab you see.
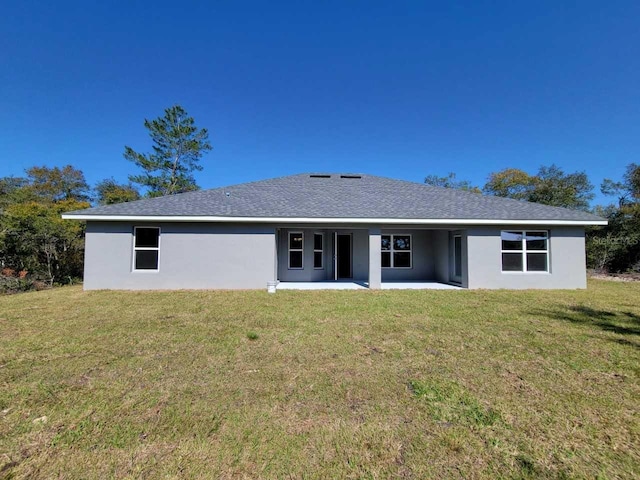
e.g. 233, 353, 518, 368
381, 282, 462, 290
276, 282, 368, 290
276, 282, 462, 290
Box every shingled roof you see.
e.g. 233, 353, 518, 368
63, 173, 606, 224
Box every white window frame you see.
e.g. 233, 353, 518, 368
313, 232, 324, 269
501, 230, 549, 273
381, 233, 412, 269
288, 231, 304, 270
132, 226, 161, 272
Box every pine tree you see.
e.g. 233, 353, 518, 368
125, 105, 212, 197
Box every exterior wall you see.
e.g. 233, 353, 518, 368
432, 230, 450, 283
431, 230, 469, 288
277, 228, 331, 282
461, 232, 470, 288
368, 229, 382, 289
277, 228, 448, 283
466, 226, 587, 289
276, 227, 465, 284
277, 228, 369, 282
351, 230, 369, 281
83, 222, 276, 290
380, 230, 436, 282
82, 222, 588, 290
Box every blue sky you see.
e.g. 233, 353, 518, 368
2, 1, 639, 205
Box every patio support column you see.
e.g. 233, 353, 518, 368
368, 228, 382, 289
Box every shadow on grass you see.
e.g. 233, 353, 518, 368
533, 305, 640, 346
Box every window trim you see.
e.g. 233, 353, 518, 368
288, 231, 304, 270
313, 232, 324, 269
132, 226, 161, 272
381, 233, 413, 269
500, 230, 549, 274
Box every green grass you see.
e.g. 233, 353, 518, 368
1, 280, 639, 479
246, 331, 259, 341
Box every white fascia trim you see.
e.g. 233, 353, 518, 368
61, 214, 608, 226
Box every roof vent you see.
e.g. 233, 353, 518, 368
340, 175, 361, 179
309, 174, 331, 178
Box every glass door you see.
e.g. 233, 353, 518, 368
451, 234, 462, 283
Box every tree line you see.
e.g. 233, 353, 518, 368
0, 105, 211, 292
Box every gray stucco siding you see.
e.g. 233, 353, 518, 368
81, 221, 589, 290
83, 222, 276, 290
351, 230, 369, 281
276, 228, 452, 283
276, 228, 369, 282
432, 230, 450, 284
466, 226, 586, 289
380, 230, 436, 282
276, 228, 331, 282
430, 230, 469, 287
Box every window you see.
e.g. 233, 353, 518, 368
313, 233, 323, 269
501, 231, 549, 273
288, 232, 303, 269
381, 234, 412, 268
133, 227, 160, 271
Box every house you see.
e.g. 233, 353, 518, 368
62, 173, 606, 290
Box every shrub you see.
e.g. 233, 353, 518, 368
0, 275, 36, 294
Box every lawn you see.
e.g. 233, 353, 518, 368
1, 280, 639, 479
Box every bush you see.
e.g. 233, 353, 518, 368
0, 275, 35, 294
0, 271, 50, 295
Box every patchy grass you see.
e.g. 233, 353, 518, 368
408, 378, 502, 427
0, 280, 639, 479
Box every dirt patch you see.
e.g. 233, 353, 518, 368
589, 272, 640, 282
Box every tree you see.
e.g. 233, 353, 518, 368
529, 165, 594, 210
125, 105, 212, 197
600, 178, 628, 208
0, 166, 91, 286
25, 165, 91, 202
1, 199, 89, 284
483, 168, 536, 201
601, 163, 640, 207
424, 173, 481, 193
0, 176, 29, 212
587, 163, 640, 272
95, 178, 141, 205
483, 164, 594, 210
627, 163, 640, 200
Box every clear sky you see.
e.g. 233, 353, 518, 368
2, 1, 639, 206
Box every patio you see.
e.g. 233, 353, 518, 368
275, 281, 462, 290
